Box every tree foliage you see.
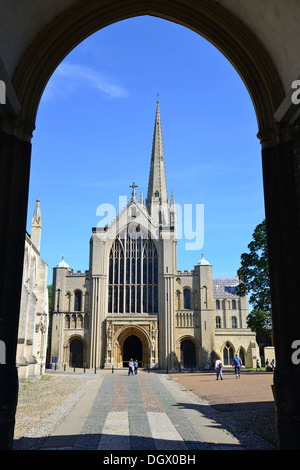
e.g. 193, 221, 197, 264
47, 284, 52, 312
236, 219, 272, 337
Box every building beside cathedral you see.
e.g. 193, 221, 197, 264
17, 199, 49, 379
49, 101, 259, 371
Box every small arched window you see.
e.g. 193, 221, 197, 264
74, 290, 82, 312
232, 299, 236, 309
232, 316, 237, 328
216, 316, 221, 328
239, 348, 245, 365
183, 288, 191, 309
216, 299, 220, 309
223, 342, 234, 365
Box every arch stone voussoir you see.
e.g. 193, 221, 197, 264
5, 0, 284, 141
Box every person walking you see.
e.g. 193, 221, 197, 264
128, 358, 134, 375
232, 353, 242, 378
215, 358, 223, 380
134, 359, 138, 375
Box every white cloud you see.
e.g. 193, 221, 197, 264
43, 62, 128, 101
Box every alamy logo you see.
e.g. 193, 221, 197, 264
0, 80, 6, 105
291, 340, 300, 365
96, 196, 204, 251
0, 340, 6, 364
291, 80, 300, 105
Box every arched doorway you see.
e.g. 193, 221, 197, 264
114, 325, 151, 368
1, 0, 299, 451
181, 339, 196, 369
123, 335, 142, 367
69, 339, 83, 367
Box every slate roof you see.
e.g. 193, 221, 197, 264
213, 278, 239, 296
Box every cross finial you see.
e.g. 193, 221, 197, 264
130, 181, 138, 199
157, 93, 160, 104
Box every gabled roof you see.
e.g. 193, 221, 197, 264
94, 194, 161, 246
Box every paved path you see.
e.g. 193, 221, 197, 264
38, 370, 243, 451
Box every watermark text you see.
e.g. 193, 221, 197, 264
0, 80, 6, 105
291, 80, 300, 105
96, 196, 204, 251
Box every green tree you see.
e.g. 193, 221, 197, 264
48, 284, 52, 312
236, 219, 272, 343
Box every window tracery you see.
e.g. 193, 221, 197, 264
108, 230, 158, 314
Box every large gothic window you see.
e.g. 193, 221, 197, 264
108, 230, 158, 314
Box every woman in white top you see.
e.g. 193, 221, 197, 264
215, 358, 223, 380
128, 358, 134, 375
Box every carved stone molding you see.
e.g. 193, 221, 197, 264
257, 121, 293, 149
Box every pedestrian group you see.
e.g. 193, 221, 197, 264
128, 358, 139, 375
215, 353, 242, 380
215, 353, 275, 380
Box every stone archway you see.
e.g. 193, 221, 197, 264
6, 0, 284, 137
1, 0, 300, 450
113, 325, 151, 368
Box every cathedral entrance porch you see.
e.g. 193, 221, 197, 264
61, 335, 87, 369
105, 318, 158, 369
123, 335, 142, 367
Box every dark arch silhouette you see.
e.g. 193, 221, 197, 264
181, 339, 196, 369
69, 339, 83, 368
123, 335, 142, 367
0, 0, 299, 450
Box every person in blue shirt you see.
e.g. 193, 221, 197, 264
232, 353, 242, 378
134, 360, 138, 375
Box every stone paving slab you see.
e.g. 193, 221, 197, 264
39, 370, 242, 451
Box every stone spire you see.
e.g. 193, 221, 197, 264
146, 98, 168, 214
139, 190, 144, 205
31, 198, 42, 252
170, 190, 175, 209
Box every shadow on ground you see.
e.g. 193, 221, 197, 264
13, 432, 242, 451
171, 399, 276, 450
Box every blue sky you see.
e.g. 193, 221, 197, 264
26, 16, 265, 285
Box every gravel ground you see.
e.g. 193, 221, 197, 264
13, 373, 96, 449
13, 370, 277, 451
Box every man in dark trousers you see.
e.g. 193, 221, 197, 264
232, 353, 242, 378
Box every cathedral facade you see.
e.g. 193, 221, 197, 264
49, 101, 259, 371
